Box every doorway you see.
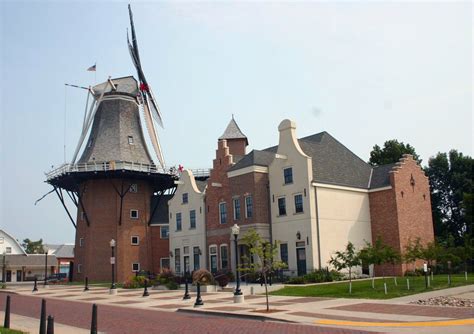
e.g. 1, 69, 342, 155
16, 270, 22, 282
6, 270, 11, 282
296, 248, 307, 276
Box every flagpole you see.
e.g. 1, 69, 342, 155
94, 61, 97, 84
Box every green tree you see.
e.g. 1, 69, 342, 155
403, 238, 424, 272
329, 242, 361, 294
358, 237, 385, 288
21, 238, 45, 254
369, 140, 421, 166
240, 229, 286, 311
425, 150, 473, 245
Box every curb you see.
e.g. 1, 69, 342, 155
176, 308, 297, 323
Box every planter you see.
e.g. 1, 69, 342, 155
152, 285, 169, 291
190, 284, 217, 292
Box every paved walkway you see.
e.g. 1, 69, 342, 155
1, 283, 473, 333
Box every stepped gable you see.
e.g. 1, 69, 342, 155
370, 163, 397, 189
218, 117, 249, 145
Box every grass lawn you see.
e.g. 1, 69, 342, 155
0, 327, 27, 334
270, 274, 474, 299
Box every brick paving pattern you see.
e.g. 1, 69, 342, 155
289, 311, 404, 323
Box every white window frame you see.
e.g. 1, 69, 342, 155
219, 244, 229, 269
219, 202, 227, 224
245, 195, 253, 218
176, 212, 182, 231
277, 196, 287, 216
132, 263, 140, 272
130, 209, 139, 219
189, 209, 196, 229
131, 236, 139, 245
294, 193, 304, 214
283, 167, 293, 184
209, 245, 218, 272
160, 226, 169, 239
128, 135, 134, 145
233, 198, 241, 220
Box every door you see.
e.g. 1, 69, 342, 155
6, 270, 11, 282
296, 248, 307, 276
16, 270, 22, 282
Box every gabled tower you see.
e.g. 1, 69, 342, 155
218, 117, 248, 156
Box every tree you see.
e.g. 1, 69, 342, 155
240, 229, 286, 311
403, 238, 424, 272
425, 150, 473, 245
369, 140, 421, 166
21, 238, 45, 254
329, 242, 361, 294
358, 237, 385, 288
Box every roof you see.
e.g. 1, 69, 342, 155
229, 131, 394, 190
195, 180, 208, 193
150, 194, 173, 224
219, 118, 248, 145
51, 244, 74, 259
0, 229, 27, 255
92, 76, 139, 98
0, 254, 57, 267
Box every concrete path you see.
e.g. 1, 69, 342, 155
0, 311, 88, 333
1, 283, 473, 333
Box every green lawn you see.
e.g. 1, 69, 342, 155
0, 327, 27, 334
270, 274, 474, 299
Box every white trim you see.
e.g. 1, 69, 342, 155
79, 238, 84, 247
209, 244, 218, 272
275, 153, 287, 160
131, 235, 139, 245
130, 209, 139, 219
211, 182, 222, 187
219, 244, 229, 269
228, 165, 268, 178
312, 182, 392, 193
174, 180, 184, 185
132, 262, 140, 272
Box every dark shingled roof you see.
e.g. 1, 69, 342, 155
150, 194, 173, 224
52, 244, 74, 259
370, 163, 396, 189
219, 118, 248, 145
229, 131, 394, 190
195, 180, 208, 193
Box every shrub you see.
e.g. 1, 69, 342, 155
405, 268, 424, 277
192, 269, 214, 285
214, 270, 232, 287
122, 279, 140, 289
287, 276, 307, 284
165, 280, 179, 290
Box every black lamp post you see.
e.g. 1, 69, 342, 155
231, 224, 242, 297
2, 251, 6, 284
110, 239, 116, 292
43, 246, 49, 287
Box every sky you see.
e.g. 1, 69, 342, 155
0, 1, 472, 244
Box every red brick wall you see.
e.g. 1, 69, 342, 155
74, 178, 156, 283
369, 155, 434, 276
226, 138, 247, 156
150, 225, 169, 273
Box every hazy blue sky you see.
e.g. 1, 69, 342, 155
1, 1, 472, 244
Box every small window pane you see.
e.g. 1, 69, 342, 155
233, 198, 241, 220
128, 136, 134, 144
175, 248, 181, 273
190, 210, 196, 229
278, 197, 286, 216
280, 244, 288, 264
130, 210, 138, 219
219, 203, 227, 224
294, 194, 303, 213
176, 213, 182, 231
220, 245, 228, 269
132, 263, 140, 272
284, 168, 293, 184
182, 193, 188, 204
131, 236, 139, 245
160, 226, 169, 239
245, 196, 253, 218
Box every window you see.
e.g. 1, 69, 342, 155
219, 202, 227, 224
160, 258, 170, 270
77, 264, 82, 273
284, 167, 293, 184
190, 210, 196, 229
294, 194, 303, 213
79, 238, 84, 247
176, 213, 182, 231
193, 246, 200, 270
80, 211, 85, 221
175, 248, 181, 273
233, 198, 241, 220
278, 197, 287, 216
280, 244, 288, 264
245, 196, 253, 218
183, 246, 189, 255
220, 244, 229, 269
209, 246, 218, 273
132, 263, 140, 272
5, 247, 11, 254
128, 136, 134, 144
131, 236, 139, 245
182, 193, 188, 204
130, 210, 138, 219
184, 256, 190, 273
129, 184, 138, 193
160, 226, 169, 239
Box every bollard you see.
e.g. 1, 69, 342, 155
428, 276, 431, 288
39, 299, 47, 334
91, 304, 98, 334
142, 279, 149, 297
406, 278, 410, 290
4, 295, 10, 329
393, 277, 397, 286
448, 274, 451, 286
371, 277, 375, 289
33, 277, 38, 292
182, 273, 190, 300
47, 315, 54, 334
84, 277, 89, 292
194, 283, 203, 307
384, 282, 387, 295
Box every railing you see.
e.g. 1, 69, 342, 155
45, 162, 211, 181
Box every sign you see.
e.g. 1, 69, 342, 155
423, 263, 428, 272
110, 257, 115, 265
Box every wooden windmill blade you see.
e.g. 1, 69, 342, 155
142, 95, 166, 170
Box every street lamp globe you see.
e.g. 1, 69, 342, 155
110, 239, 116, 248
43, 245, 49, 254
231, 224, 240, 237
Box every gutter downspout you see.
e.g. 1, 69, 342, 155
314, 185, 322, 270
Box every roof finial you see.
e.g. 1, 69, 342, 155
232, 113, 234, 120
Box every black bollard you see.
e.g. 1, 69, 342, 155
47, 315, 54, 334
4, 295, 10, 329
84, 277, 89, 292
142, 279, 149, 297
183, 272, 190, 300
39, 299, 47, 334
91, 303, 98, 334
33, 277, 38, 292
194, 282, 203, 307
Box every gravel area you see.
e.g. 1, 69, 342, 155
410, 296, 474, 308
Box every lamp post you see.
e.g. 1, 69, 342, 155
109, 239, 117, 294
231, 224, 243, 303
2, 251, 6, 284
43, 246, 49, 288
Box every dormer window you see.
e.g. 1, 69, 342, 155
284, 167, 293, 184
128, 136, 134, 145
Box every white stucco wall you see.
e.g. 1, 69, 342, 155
168, 170, 206, 274
269, 120, 318, 275
0, 230, 26, 255
316, 186, 372, 273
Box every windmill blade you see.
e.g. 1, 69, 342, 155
128, 4, 141, 67
142, 96, 166, 170
145, 87, 163, 128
